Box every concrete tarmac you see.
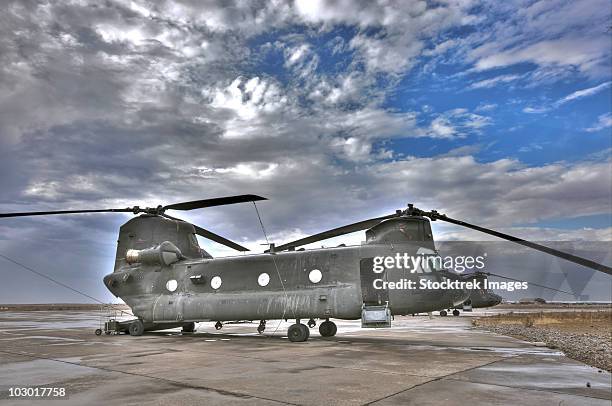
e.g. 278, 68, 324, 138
0, 310, 610, 405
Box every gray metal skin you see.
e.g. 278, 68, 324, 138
104, 215, 470, 331
464, 289, 503, 309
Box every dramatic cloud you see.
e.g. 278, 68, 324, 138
470, 74, 521, 89
523, 82, 612, 113
586, 113, 612, 133
466, 0, 612, 79
558, 82, 612, 104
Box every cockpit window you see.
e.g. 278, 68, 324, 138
425, 255, 445, 271
188, 233, 200, 248
397, 221, 422, 240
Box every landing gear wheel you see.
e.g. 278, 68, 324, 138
214, 321, 223, 330
452, 310, 460, 317
300, 323, 310, 340
95, 328, 102, 336
319, 320, 337, 337
307, 318, 316, 328
128, 320, 144, 336
439, 310, 448, 317
257, 320, 266, 334
287, 323, 309, 342
182, 322, 195, 333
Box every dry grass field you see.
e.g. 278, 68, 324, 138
474, 310, 612, 330
474, 310, 612, 372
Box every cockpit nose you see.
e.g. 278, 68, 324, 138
488, 293, 502, 306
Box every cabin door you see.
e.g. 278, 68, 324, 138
359, 258, 389, 305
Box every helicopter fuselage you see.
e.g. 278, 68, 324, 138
104, 242, 469, 326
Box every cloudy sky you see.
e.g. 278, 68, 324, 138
0, 0, 610, 303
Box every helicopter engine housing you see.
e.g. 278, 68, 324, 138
126, 241, 183, 266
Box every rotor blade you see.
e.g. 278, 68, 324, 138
273, 214, 398, 251
0, 208, 133, 218
164, 195, 267, 211
484, 272, 575, 297
161, 214, 250, 252
193, 225, 250, 252
426, 211, 612, 275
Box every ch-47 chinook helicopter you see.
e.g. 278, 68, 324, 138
1, 195, 611, 342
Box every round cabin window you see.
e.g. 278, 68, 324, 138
258, 273, 270, 287
210, 276, 222, 290
309, 269, 322, 284
166, 279, 178, 292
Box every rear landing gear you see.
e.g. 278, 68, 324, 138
439, 310, 448, 317
287, 320, 310, 342
452, 309, 460, 317
319, 320, 337, 337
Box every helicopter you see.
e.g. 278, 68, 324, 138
1, 195, 610, 342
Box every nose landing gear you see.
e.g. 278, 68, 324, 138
214, 321, 223, 330
128, 319, 144, 336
